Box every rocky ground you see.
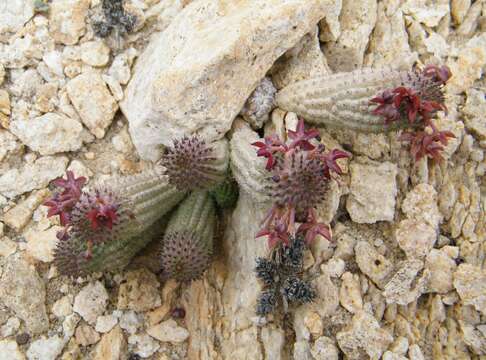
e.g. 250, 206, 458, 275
0, 0, 485, 359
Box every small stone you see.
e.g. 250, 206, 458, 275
1, 317, 21, 337
383, 260, 426, 305
0, 339, 25, 360
95, 314, 118, 333
52, 295, 73, 318
403, 4, 449, 27
463, 88, 486, 140
27, 336, 65, 360
66, 72, 118, 139
62, 313, 80, 340
0, 237, 17, 257
401, 184, 441, 228
0, 0, 35, 33
119, 310, 142, 335
25, 225, 61, 262
75, 324, 100, 346
92, 326, 128, 360
3, 189, 50, 231
425, 248, 456, 294
80, 41, 111, 67
128, 333, 160, 358
304, 311, 322, 337
355, 241, 393, 289
0, 156, 68, 199
336, 310, 393, 360
10, 113, 85, 156
108, 53, 132, 85
339, 272, 363, 314
454, 264, 486, 315
0, 130, 22, 165
0, 90, 10, 115
49, 0, 90, 45
346, 161, 397, 224
146, 319, 189, 344
311, 336, 339, 360
0, 254, 49, 334
73, 281, 109, 325
117, 268, 161, 312
67, 159, 93, 180
324, 258, 346, 278
395, 219, 436, 259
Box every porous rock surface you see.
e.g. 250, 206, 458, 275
0, 0, 485, 359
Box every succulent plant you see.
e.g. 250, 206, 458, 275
253, 118, 348, 248
160, 191, 216, 282
209, 176, 239, 209
45, 168, 186, 275
275, 64, 454, 161
240, 77, 277, 129
92, 0, 136, 38
255, 235, 315, 316
160, 136, 229, 192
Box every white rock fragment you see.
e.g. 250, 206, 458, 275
454, 264, 486, 315
95, 314, 118, 333
383, 259, 426, 305
49, 0, 90, 45
67, 160, 93, 180
425, 248, 457, 294
395, 219, 436, 259
0, 254, 49, 334
0, 339, 25, 360
0, 130, 22, 165
62, 313, 80, 340
463, 88, 486, 140
403, 4, 449, 27
339, 272, 363, 314
311, 336, 339, 360
336, 310, 393, 359
66, 72, 118, 139
73, 281, 109, 325
355, 241, 393, 289
121, 0, 335, 160
117, 268, 161, 312
0, 0, 34, 33
75, 324, 101, 346
80, 41, 111, 67
408, 344, 426, 360
1, 317, 20, 337
0, 237, 17, 257
27, 336, 65, 360
2, 189, 50, 231
260, 326, 285, 360
402, 184, 441, 228
10, 113, 85, 155
119, 310, 142, 335
128, 333, 160, 358
112, 127, 134, 154
25, 225, 61, 262
346, 161, 397, 223
52, 295, 73, 318
92, 326, 128, 360
147, 319, 189, 344
0, 156, 68, 199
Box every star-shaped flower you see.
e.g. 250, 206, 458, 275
297, 209, 332, 244
252, 134, 287, 170
287, 118, 320, 150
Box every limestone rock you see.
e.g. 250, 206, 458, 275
336, 310, 393, 359
383, 259, 426, 305
25, 225, 61, 262
0, 254, 48, 334
121, 0, 336, 161
95, 314, 118, 333
128, 333, 160, 358
119, 310, 142, 335
0, 156, 68, 199
27, 336, 65, 360
454, 264, 486, 315
73, 281, 109, 325
52, 295, 73, 318
80, 41, 110, 67
425, 248, 457, 294
451, 0, 471, 25
147, 319, 189, 344
260, 326, 285, 360
75, 324, 100, 346
403, 3, 449, 27
402, 184, 441, 227
395, 219, 436, 259
49, 0, 90, 45
0, 0, 34, 34
2, 189, 49, 231
311, 336, 339, 360
0, 130, 22, 165
10, 113, 85, 155
92, 326, 128, 360
324, 0, 377, 71
339, 272, 363, 313
0, 237, 17, 258
66, 72, 118, 139
463, 88, 486, 140
346, 160, 397, 224
117, 268, 161, 312
293, 341, 313, 360
0, 339, 25, 360
355, 241, 393, 289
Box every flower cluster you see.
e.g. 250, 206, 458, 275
370, 64, 454, 161
255, 236, 315, 316
252, 119, 348, 248
92, 0, 136, 38
44, 172, 126, 259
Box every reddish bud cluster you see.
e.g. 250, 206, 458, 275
370, 65, 455, 162
253, 118, 349, 248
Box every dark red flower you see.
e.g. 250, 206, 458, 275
86, 200, 118, 230
400, 128, 455, 162
319, 148, 350, 179
393, 87, 421, 124
288, 118, 320, 150
252, 134, 288, 170
422, 64, 451, 84
370, 89, 401, 124
297, 209, 332, 245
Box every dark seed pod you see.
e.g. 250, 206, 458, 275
281, 276, 316, 304
255, 257, 277, 286
256, 288, 278, 316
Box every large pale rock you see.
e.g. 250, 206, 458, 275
0, 340, 25, 360
26, 336, 65, 360
395, 219, 436, 259
2, 189, 49, 231
383, 259, 427, 305
324, 0, 377, 71
92, 326, 128, 360
0, 0, 34, 34
346, 160, 397, 223
454, 264, 486, 315
0, 130, 22, 165
463, 88, 486, 140
147, 319, 189, 344
0, 156, 68, 199
49, 0, 90, 45
66, 72, 118, 139
355, 241, 393, 289
336, 310, 393, 359
401, 184, 441, 228
25, 225, 61, 262
0, 254, 49, 334
10, 113, 85, 155
73, 281, 109, 325
425, 248, 456, 294
121, 0, 336, 161
117, 268, 161, 312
